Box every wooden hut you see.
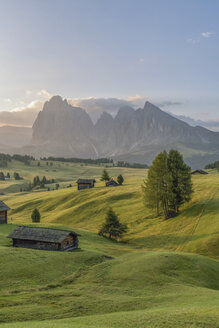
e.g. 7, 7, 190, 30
8, 226, 80, 251
191, 169, 208, 175
106, 179, 119, 187
0, 200, 10, 224
76, 179, 96, 190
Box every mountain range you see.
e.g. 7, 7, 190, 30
23, 95, 219, 168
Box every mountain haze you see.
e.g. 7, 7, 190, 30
28, 96, 219, 167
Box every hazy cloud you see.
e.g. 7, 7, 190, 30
187, 31, 214, 44
0, 101, 43, 127
68, 95, 150, 121
201, 31, 213, 38
25, 90, 32, 95
157, 101, 182, 107
187, 37, 200, 44
3, 98, 12, 103
37, 89, 53, 98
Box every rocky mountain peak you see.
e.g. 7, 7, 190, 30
30, 96, 219, 167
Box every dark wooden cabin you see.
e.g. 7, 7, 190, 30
0, 200, 10, 224
8, 226, 79, 251
76, 179, 96, 190
106, 179, 119, 187
191, 169, 208, 175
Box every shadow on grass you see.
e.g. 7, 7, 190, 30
130, 232, 218, 248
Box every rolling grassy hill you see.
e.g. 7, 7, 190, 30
0, 225, 218, 327
0, 161, 218, 327
2, 168, 219, 259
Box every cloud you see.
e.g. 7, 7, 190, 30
68, 95, 150, 121
139, 58, 145, 62
124, 95, 149, 107
201, 32, 213, 38
0, 100, 43, 127
187, 37, 200, 44
187, 32, 214, 44
157, 101, 182, 107
37, 89, 53, 98
0, 89, 53, 127
3, 98, 12, 103
25, 90, 32, 95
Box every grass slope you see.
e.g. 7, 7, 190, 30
0, 163, 219, 327
2, 171, 219, 259
0, 223, 218, 326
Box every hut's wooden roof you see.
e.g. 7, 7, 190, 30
0, 200, 10, 212
106, 179, 119, 186
76, 179, 96, 184
191, 169, 208, 175
8, 226, 79, 243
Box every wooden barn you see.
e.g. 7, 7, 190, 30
8, 226, 80, 251
191, 169, 208, 175
0, 200, 10, 224
76, 178, 96, 190
106, 179, 119, 187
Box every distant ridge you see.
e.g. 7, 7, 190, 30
20, 96, 219, 168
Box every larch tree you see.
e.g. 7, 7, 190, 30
167, 150, 193, 213
142, 150, 192, 219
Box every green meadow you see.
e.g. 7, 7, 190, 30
0, 160, 218, 327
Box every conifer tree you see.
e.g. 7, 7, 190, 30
42, 176, 47, 184
99, 208, 127, 239
101, 169, 110, 182
117, 174, 124, 185
31, 209, 41, 222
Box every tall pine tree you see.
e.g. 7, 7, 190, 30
101, 169, 110, 182
99, 208, 127, 239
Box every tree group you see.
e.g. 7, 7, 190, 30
142, 150, 193, 219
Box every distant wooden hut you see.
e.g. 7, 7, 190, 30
106, 179, 119, 187
8, 226, 80, 251
76, 179, 96, 190
191, 169, 208, 175
0, 200, 10, 224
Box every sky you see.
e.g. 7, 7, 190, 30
0, 0, 218, 125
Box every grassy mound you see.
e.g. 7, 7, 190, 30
0, 243, 218, 326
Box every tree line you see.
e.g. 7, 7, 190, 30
205, 161, 219, 171
0, 172, 22, 180
117, 161, 148, 169
0, 153, 34, 167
